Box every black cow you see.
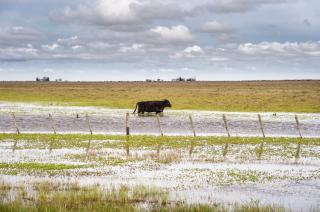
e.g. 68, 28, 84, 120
133, 99, 172, 114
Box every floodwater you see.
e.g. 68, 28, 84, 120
0, 102, 319, 137
0, 142, 320, 211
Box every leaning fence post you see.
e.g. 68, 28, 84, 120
294, 114, 302, 162
11, 112, 20, 152
188, 114, 196, 156
222, 114, 230, 157
257, 114, 265, 160
156, 114, 163, 136
11, 112, 20, 134
86, 113, 93, 135
48, 114, 56, 134
222, 114, 230, 137
189, 114, 196, 137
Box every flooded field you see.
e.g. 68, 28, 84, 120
0, 135, 320, 211
1, 102, 320, 137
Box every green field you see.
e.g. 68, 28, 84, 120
1, 80, 319, 112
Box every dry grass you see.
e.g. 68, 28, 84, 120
0, 80, 319, 112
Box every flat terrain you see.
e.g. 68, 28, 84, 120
1, 103, 320, 137
0, 80, 319, 112
1, 134, 320, 211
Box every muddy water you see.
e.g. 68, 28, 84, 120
0, 102, 319, 137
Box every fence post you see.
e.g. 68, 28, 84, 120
11, 112, 20, 152
294, 114, 302, 162
86, 138, 92, 159
222, 114, 230, 157
188, 114, 196, 156
125, 135, 130, 156
295, 115, 302, 139
48, 114, 56, 134
124, 113, 130, 156
222, 114, 230, 137
11, 112, 20, 134
189, 114, 196, 137
86, 113, 93, 135
156, 114, 163, 136
125, 113, 130, 135
257, 114, 265, 160
258, 114, 265, 138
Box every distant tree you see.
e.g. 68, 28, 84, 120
145, 79, 152, 82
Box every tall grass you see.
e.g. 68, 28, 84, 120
0, 182, 288, 212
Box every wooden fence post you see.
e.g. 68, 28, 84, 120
189, 114, 196, 137
86, 138, 92, 159
257, 114, 265, 160
156, 114, 163, 136
48, 114, 56, 134
188, 114, 196, 156
11, 112, 20, 152
294, 114, 302, 162
125, 113, 130, 135
295, 114, 302, 139
222, 114, 230, 157
124, 113, 130, 156
11, 112, 20, 134
258, 114, 265, 138
86, 113, 93, 135
222, 114, 230, 137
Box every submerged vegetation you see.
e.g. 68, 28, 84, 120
0, 80, 319, 112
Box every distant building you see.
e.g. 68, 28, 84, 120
172, 77, 185, 82
186, 77, 196, 82
36, 77, 50, 82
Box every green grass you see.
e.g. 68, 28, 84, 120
0, 182, 289, 212
1, 80, 319, 112
1, 133, 319, 150
0, 162, 84, 170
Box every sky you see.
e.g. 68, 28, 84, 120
0, 0, 319, 81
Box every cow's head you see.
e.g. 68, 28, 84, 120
163, 99, 172, 107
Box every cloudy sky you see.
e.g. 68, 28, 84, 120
0, 0, 319, 81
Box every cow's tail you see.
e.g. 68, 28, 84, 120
132, 103, 138, 114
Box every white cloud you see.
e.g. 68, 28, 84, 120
172, 45, 204, 59
119, 43, 145, 53
238, 41, 320, 56
197, 0, 288, 14
211, 57, 229, 62
0, 26, 42, 46
151, 25, 194, 43
200, 21, 237, 43
42, 43, 60, 51
200, 21, 234, 33
0, 45, 39, 60
97, 0, 139, 24
51, 0, 189, 28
